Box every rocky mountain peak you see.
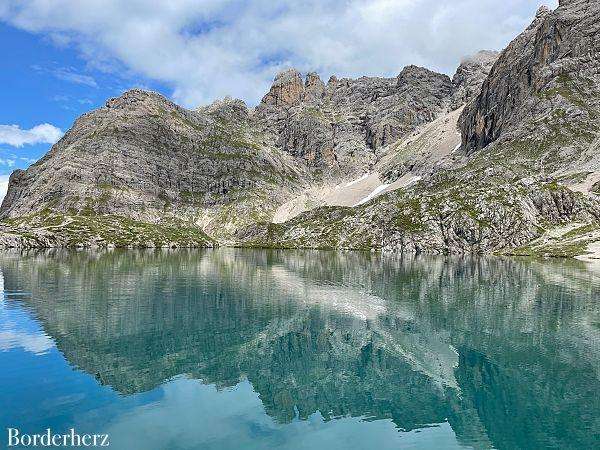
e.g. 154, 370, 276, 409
536, 5, 552, 17
105, 89, 168, 109
198, 96, 249, 122
252, 62, 459, 173
460, 0, 600, 155
397, 65, 444, 83
461, 50, 500, 65
272, 68, 302, 85
451, 50, 499, 109
304, 72, 325, 99
305, 72, 323, 88
260, 68, 305, 106
395, 66, 454, 104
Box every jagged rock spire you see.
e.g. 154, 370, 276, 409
260, 68, 305, 106
304, 72, 325, 99
260, 69, 327, 106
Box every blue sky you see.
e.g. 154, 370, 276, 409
0, 22, 168, 185
0, 0, 558, 199
0, 23, 83, 177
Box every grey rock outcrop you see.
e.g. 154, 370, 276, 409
1, 89, 304, 237
460, 0, 600, 160
237, 177, 600, 255
260, 68, 306, 106
253, 65, 455, 175
451, 50, 499, 109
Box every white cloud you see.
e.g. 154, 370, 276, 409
52, 66, 98, 87
32, 64, 98, 87
0, 0, 560, 107
0, 123, 63, 147
0, 329, 55, 355
0, 158, 16, 167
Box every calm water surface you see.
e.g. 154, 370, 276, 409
0, 249, 599, 449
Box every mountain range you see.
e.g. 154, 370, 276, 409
1, 0, 599, 258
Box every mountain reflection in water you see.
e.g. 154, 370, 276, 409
1, 249, 599, 450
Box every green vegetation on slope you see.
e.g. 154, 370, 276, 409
1, 212, 215, 248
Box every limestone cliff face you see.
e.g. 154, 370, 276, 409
260, 69, 307, 106
254, 65, 455, 175
461, 0, 600, 162
451, 50, 499, 109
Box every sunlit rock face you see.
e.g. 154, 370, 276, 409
1, 249, 599, 448
0, 90, 306, 241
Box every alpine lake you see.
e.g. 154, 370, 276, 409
1, 248, 599, 449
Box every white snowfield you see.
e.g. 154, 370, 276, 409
344, 173, 369, 187
355, 183, 391, 206
273, 171, 424, 223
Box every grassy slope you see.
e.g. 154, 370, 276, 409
0, 212, 215, 248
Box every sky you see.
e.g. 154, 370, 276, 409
0, 0, 558, 200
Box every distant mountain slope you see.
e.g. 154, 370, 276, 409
253, 66, 455, 176
2, 0, 599, 256
0, 90, 305, 241
238, 0, 600, 257
0, 64, 466, 247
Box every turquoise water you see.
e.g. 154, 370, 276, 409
0, 249, 599, 449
